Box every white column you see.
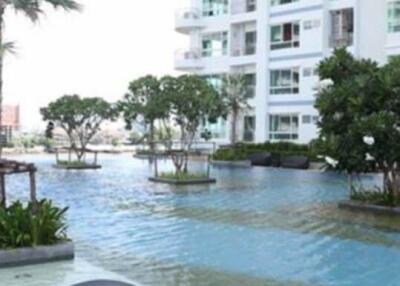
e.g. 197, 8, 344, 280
254, 0, 269, 143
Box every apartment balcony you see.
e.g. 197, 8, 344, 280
175, 8, 205, 34
174, 49, 204, 71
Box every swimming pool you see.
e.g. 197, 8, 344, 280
2, 154, 400, 286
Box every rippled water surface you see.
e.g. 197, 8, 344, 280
3, 154, 400, 286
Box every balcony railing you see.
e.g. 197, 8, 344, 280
231, 44, 256, 57
330, 33, 354, 48
175, 8, 204, 34
175, 8, 201, 21
174, 49, 204, 70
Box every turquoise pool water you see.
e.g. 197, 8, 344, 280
3, 154, 400, 286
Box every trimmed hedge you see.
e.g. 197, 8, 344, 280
213, 142, 321, 162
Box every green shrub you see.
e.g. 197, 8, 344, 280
0, 200, 68, 249
212, 142, 321, 162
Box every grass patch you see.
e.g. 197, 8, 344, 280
57, 160, 93, 168
351, 190, 400, 207
158, 172, 209, 181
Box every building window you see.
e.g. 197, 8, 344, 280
330, 8, 354, 48
303, 19, 321, 30
271, 22, 300, 50
302, 115, 311, 124
204, 74, 224, 93
269, 114, 299, 140
247, 0, 256, 12
244, 73, 256, 98
243, 116, 256, 142
245, 31, 257, 55
202, 32, 228, 57
270, 68, 299, 95
202, 0, 228, 17
202, 118, 227, 139
388, 1, 400, 33
271, 0, 300, 6
303, 67, 318, 77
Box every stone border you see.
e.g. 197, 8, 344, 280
0, 242, 74, 268
53, 164, 102, 170
149, 177, 217, 185
338, 200, 400, 216
211, 160, 251, 168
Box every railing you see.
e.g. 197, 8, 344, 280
330, 33, 353, 48
175, 49, 202, 61
232, 44, 256, 56
175, 8, 201, 21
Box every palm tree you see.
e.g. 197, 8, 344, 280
222, 73, 252, 145
0, 0, 81, 127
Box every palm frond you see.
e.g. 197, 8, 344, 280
10, 0, 42, 22
0, 41, 16, 57
43, 0, 81, 11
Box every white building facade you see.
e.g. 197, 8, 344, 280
175, 0, 394, 144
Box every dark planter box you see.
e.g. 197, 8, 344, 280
0, 242, 74, 268
338, 200, 400, 216
211, 160, 251, 168
247, 153, 272, 167
149, 177, 217, 185
280, 156, 310, 170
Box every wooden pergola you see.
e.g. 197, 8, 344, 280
54, 147, 99, 166
0, 159, 37, 208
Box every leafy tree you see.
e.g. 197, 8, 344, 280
119, 75, 169, 152
315, 48, 400, 203
161, 75, 226, 173
41, 95, 116, 161
222, 73, 252, 144
0, 0, 81, 126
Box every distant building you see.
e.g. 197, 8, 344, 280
2, 105, 20, 131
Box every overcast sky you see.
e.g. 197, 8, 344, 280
4, 0, 188, 131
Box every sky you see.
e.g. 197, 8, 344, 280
4, 0, 188, 131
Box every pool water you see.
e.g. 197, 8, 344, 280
2, 154, 400, 286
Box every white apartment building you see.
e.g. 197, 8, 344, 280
175, 0, 396, 144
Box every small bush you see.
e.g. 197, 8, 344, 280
0, 200, 68, 249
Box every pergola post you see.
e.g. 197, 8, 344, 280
0, 174, 5, 208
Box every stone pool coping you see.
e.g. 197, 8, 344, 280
149, 177, 217, 185
0, 242, 74, 268
338, 200, 400, 216
53, 164, 102, 170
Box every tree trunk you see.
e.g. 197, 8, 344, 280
231, 109, 238, 145
149, 122, 155, 153
383, 170, 400, 204
0, 7, 4, 159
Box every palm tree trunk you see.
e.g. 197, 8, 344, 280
231, 109, 238, 145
